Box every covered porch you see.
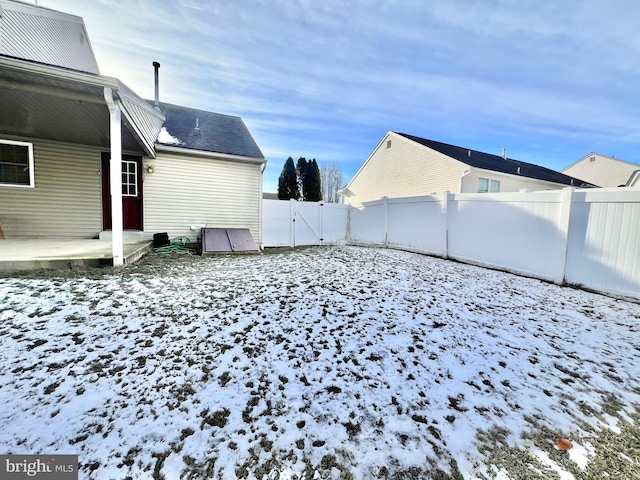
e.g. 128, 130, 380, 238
0, 238, 152, 272
0, 57, 164, 266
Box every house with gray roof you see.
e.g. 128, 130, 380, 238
561, 152, 640, 187
0, 0, 266, 263
340, 131, 594, 206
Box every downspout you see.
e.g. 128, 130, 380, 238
460, 169, 471, 192
104, 87, 124, 266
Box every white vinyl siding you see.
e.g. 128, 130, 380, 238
345, 132, 464, 206
144, 151, 262, 243
461, 169, 568, 193
0, 138, 102, 237
562, 154, 640, 187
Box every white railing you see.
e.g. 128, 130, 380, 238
262, 188, 640, 300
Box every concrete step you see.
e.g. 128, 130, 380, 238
99, 230, 146, 244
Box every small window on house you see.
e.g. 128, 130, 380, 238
478, 177, 500, 193
386, 140, 391, 149
0, 140, 34, 188
589, 156, 596, 162
121, 160, 138, 196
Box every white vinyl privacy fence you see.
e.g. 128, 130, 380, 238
263, 188, 640, 300
262, 199, 349, 247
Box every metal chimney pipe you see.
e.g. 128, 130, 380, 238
153, 61, 161, 111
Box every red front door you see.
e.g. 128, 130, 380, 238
101, 153, 143, 231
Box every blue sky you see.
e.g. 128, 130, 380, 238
41, 0, 640, 192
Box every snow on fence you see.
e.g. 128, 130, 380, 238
262, 199, 349, 247
263, 188, 640, 300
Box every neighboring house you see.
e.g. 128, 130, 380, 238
561, 153, 640, 187
262, 192, 279, 200
0, 0, 265, 264
340, 131, 594, 206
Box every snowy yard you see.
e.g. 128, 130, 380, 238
1, 246, 639, 480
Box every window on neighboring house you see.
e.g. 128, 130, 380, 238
478, 177, 500, 193
121, 160, 138, 196
0, 140, 34, 187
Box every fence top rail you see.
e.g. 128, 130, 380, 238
361, 194, 443, 207
574, 188, 640, 203
453, 191, 564, 203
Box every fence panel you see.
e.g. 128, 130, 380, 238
349, 200, 386, 245
448, 191, 567, 282
386, 195, 447, 256
565, 188, 640, 298
262, 199, 292, 247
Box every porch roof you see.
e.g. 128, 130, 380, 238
0, 56, 164, 156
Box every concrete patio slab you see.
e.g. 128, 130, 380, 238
0, 239, 152, 272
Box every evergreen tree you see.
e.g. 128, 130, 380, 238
296, 157, 308, 200
277, 157, 300, 200
305, 159, 322, 201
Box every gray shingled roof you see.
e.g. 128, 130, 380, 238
396, 133, 595, 187
153, 101, 264, 159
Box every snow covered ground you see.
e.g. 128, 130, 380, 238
0, 246, 639, 479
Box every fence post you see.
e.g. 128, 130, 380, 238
290, 199, 296, 248
319, 201, 324, 245
557, 187, 575, 285
382, 196, 389, 247
346, 205, 351, 245
443, 191, 451, 259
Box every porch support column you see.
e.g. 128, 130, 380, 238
104, 87, 124, 267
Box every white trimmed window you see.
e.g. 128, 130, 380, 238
478, 177, 500, 193
0, 140, 35, 188
121, 160, 138, 196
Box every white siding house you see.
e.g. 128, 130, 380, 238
144, 103, 265, 243
561, 153, 640, 187
0, 0, 266, 256
341, 131, 594, 206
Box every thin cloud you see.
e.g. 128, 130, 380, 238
40, 0, 640, 191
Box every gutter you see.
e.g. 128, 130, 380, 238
0, 55, 117, 88
155, 144, 267, 165
470, 166, 594, 189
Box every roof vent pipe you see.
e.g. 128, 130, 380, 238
502, 147, 506, 160
153, 61, 161, 112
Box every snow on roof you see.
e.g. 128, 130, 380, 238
156, 126, 184, 146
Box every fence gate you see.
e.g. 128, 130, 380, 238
293, 201, 323, 246
262, 199, 349, 247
